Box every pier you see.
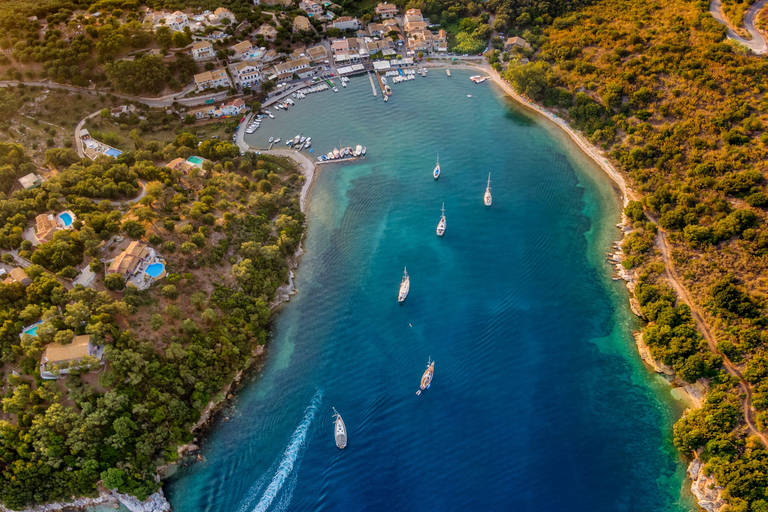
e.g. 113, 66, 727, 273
368, 72, 377, 97
375, 71, 387, 97
317, 156, 366, 166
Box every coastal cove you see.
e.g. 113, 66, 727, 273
162, 69, 699, 511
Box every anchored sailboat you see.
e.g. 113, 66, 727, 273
332, 408, 347, 449
398, 267, 410, 303
436, 203, 446, 236
484, 173, 492, 206
416, 358, 435, 395
433, 154, 441, 179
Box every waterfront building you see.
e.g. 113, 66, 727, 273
375, 2, 398, 18
272, 57, 313, 80
213, 99, 246, 117
194, 68, 232, 90
40, 334, 104, 380
306, 44, 328, 63
232, 61, 263, 88
191, 40, 215, 60
293, 15, 312, 33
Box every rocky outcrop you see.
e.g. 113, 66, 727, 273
633, 332, 675, 376
114, 489, 171, 512
688, 458, 726, 512
0, 489, 170, 512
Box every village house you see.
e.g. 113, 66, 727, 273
435, 29, 447, 52
333, 16, 361, 31
212, 98, 246, 118
293, 15, 312, 33
207, 30, 226, 40
109, 105, 136, 117
504, 36, 531, 51
18, 172, 44, 190
256, 24, 277, 41
231, 40, 254, 60
306, 44, 328, 63
35, 214, 60, 243
259, 0, 292, 5
233, 61, 263, 88
404, 8, 423, 24
191, 40, 215, 60
299, 0, 324, 16
108, 241, 152, 277
184, 106, 215, 121
272, 57, 313, 80
375, 2, 398, 18
367, 22, 386, 37
4, 268, 31, 286
166, 11, 188, 31
194, 68, 232, 90
40, 334, 103, 380
214, 7, 236, 24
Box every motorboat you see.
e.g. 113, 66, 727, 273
269, 137, 274, 143
433, 154, 440, 179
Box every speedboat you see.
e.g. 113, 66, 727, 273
484, 173, 492, 206
433, 154, 440, 179
333, 408, 347, 449
300, 137, 306, 143
274, 137, 281, 143
355, 144, 362, 157
398, 267, 409, 303
305, 141, 311, 148
269, 137, 274, 143
416, 358, 434, 395
436, 203, 446, 236
333, 87, 338, 92
362, 147, 367, 155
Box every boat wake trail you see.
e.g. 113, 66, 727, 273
239, 389, 323, 512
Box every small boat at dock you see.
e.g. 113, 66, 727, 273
416, 358, 434, 395
436, 203, 446, 236
398, 267, 409, 303
274, 137, 281, 143
384, 95, 388, 102
332, 408, 347, 449
433, 154, 440, 179
269, 137, 274, 143
446, 69, 451, 77
484, 173, 492, 206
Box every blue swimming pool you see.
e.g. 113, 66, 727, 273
145, 263, 165, 278
187, 156, 204, 166
26, 325, 39, 336
59, 212, 73, 227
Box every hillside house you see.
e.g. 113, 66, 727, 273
40, 335, 103, 380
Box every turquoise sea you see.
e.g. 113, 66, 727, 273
163, 68, 698, 511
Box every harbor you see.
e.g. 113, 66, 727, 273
168, 68, 695, 512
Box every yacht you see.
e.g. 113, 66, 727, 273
433, 154, 440, 179
398, 267, 409, 303
436, 203, 446, 236
332, 408, 347, 449
416, 358, 434, 395
484, 173, 492, 206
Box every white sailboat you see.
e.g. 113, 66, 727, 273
398, 267, 410, 303
332, 408, 347, 449
484, 173, 492, 206
436, 203, 446, 236
433, 154, 440, 179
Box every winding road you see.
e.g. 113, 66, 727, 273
709, 0, 768, 54
656, 230, 768, 446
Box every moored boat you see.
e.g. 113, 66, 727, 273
436, 203, 446, 236
484, 173, 492, 206
398, 267, 409, 303
274, 137, 281, 143
416, 358, 434, 395
433, 154, 440, 179
332, 408, 347, 449
269, 136, 274, 143
355, 144, 363, 157
333, 148, 340, 159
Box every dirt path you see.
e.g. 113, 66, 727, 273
656, 230, 768, 446
709, 0, 768, 54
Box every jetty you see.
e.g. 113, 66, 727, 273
367, 72, 377, 97
375, 71, 387, 97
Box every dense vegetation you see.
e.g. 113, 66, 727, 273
0, 119, 304, 508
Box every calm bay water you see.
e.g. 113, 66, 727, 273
163, 69, 697, 511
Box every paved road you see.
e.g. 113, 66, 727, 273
74, 110, 102, 157
710, 0, 768, 54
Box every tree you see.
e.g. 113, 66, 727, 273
261, 80, 276, 94
161, 284, 178, 300
104, 273, 125, 291
44, 148, 80, 168
122, 220, 145, 239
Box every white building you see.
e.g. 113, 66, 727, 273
272, 57, 313, 81
332, 17, 361, 31
166, 11, 188, 32
194, 68, 232, 90
214, 7, 236, 24
233, 61, 263, 88
299, 0, 324, 16
191, 40, 215, 60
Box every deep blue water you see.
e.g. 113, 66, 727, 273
163, 69, 697, 512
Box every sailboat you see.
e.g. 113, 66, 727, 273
416, 358, 434, 395
436, 203, 446, 236
398, 267, 410, 303
332, 408, 347, 449
433, 154, 440, 179
484, 173, 492, 206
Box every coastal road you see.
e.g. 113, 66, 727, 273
656, 230, 768, 447
709, 0, 768, 54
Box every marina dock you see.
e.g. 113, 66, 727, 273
375, 71, 387, 97
368, 72, 377, 97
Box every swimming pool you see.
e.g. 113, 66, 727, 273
59, 212, 73, 227
145, 263, 165, 278
21, 321, 41, 338
187, 156, 204, 166
105, 148, 122, 158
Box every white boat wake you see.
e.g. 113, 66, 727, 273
238, 389, 323, 512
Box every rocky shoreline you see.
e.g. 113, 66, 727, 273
0, 488, 171, 512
